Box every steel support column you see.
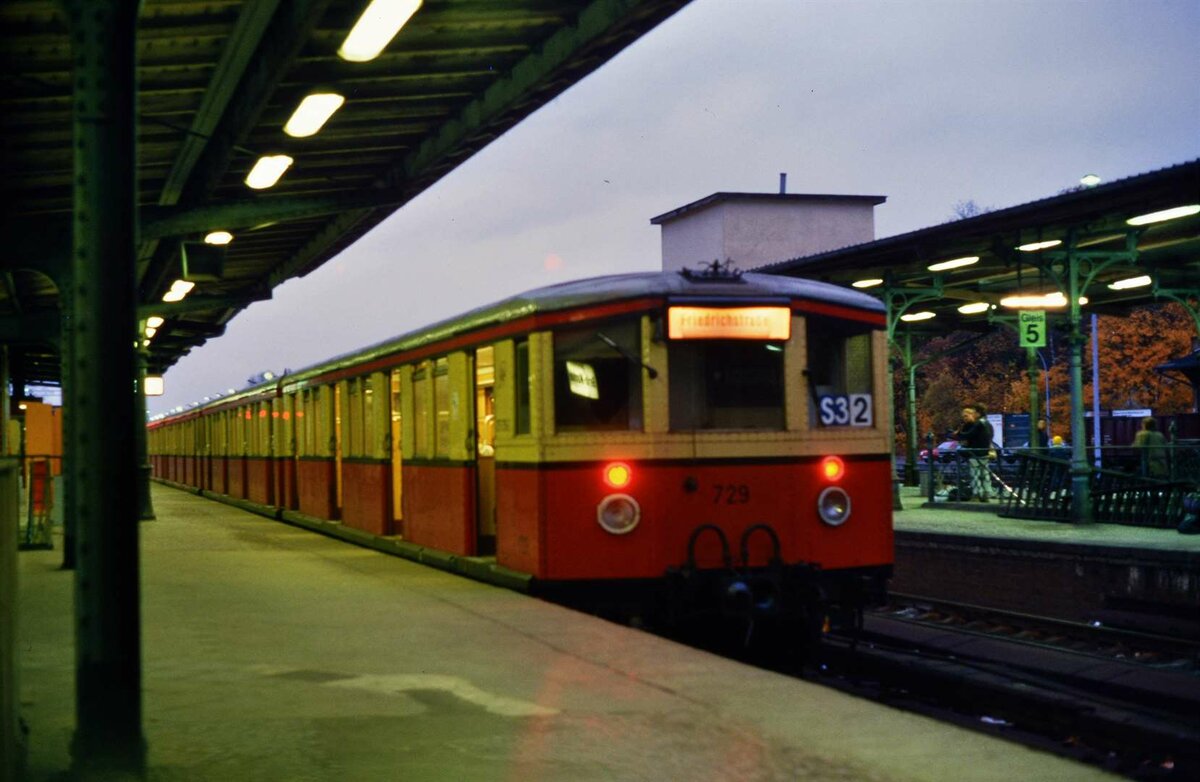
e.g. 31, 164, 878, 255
1065, 242, 1092, 523
135, 346, 155, 521
903, 332, 919, 486
65, 1, 145, 773
1026, 347, 1040, 439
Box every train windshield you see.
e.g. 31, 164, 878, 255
553, 320, 644, 431
806, 316, 875, 428
668, 341, 785, 430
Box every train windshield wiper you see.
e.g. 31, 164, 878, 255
595, 331, 658, 379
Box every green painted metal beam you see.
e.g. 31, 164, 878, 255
64, 1, 145, 773
0, 311, 60, 345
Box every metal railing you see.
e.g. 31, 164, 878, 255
917, 441, 1200, 528
998, 443, 1200, 527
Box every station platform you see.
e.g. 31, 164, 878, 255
892, 487, 1200, 636
14, 484, 1117, 781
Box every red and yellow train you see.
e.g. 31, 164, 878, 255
150, 265, 893, 634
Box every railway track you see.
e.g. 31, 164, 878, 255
802, 596, 1200, 780
880, 592, 1200, 670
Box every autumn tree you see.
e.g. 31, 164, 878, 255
893, 302, 1196, 450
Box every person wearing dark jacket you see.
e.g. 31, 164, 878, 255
953, 403, 992, 501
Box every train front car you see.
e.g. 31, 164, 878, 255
504, 266, 893, 640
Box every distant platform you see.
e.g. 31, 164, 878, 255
15, 484, 1110, 781
892, 487, 1199, 638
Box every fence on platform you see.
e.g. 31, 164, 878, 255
919, 442, 1200, 528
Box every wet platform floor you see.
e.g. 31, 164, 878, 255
15, 484, 1120, 781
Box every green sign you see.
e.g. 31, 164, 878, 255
1019, 310, 1047, 347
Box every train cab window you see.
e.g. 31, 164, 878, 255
806, 316, 874, 427
668, 341, 785, 430
553, 321, 643, 432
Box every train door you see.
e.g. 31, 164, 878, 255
474, 346, 496, 555
334, 381, 344, 517
390, 369, 403, 533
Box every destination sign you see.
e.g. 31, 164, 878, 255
667, 306, 791, 340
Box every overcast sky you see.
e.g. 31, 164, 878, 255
148, 0, 1199, 415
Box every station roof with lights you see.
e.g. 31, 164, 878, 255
758, 159, 1200, 334
0, 0, 693, 386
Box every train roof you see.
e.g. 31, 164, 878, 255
289, 270, 884, 384
160, 270, 883, 413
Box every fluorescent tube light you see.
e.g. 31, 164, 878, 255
162, 279, 195, 303
927, 256, 979, 272
244, 154, 294, 189
900, 311, 936, 322
146, 316, 164, 329
1001, 292, 1069, 308
1107, 275, 1152, 290
851, 278, 883, 288
284, 93, 346, 137
1126, 204, 1200, 226
204, 230, 233, 245
1016, 240, 1061, 252
957, 302, 990, 315
338, 0, 423, 62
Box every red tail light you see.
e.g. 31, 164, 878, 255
820, 455, 845, 482
603, 462, 632, 489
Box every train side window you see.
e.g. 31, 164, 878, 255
553, 320, 643, 432
347, 378, 363, 457
669, 341, 784, 430
434, 357, 450, 458
413, 362, 430, 455
514, 339, 531, 436
806, 316, 874, 426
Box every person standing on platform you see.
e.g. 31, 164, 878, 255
1132, 416, 1169, 478
954, 403, 992, 502
1033, 418, 1049, 449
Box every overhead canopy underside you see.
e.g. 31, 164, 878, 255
759, 160, 1200, 334
0, 0, 693, 385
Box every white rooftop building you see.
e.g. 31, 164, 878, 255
650, 177, 886, 273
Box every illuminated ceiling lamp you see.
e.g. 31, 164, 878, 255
284, 92, 346, 137
204, 230, 233, 245
851, 278, 883, 288
162, 279, 195, 303
244, 154, 294, 189
1079, 174, 1102, 188
1107, 275, 1152, 290
1126, 204, 1200, 226
900, 311, 936, 322
338, 0, 423, 62
957, 302, 990, 315
927, 255, 979, 272
1000, 292, 1087, 308
1016, 239, 1062, 252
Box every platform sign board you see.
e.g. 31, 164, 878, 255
1018, 310, 1047, 348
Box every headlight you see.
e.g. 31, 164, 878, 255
817, 486, 851, 526
597, 493, 641, 535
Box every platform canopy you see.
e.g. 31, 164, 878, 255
759, 159, 1200, 336
0, 0, 693, 386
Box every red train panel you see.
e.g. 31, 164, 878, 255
496, 467, 543, 576
246, 458, 274, 506
340, 460, 391, 536
523, 457, 891, 581
275, 458, 297, 511
402, 464, 474, 555
297, 459, 336, 520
